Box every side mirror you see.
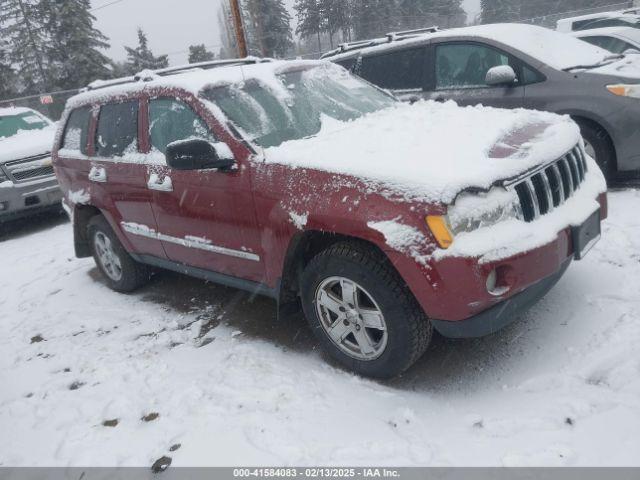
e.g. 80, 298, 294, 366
165, 139, 235, 171
485, 65, 517, 87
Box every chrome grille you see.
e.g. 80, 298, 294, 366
512, 146, 588, 222
4, 153, 54, 183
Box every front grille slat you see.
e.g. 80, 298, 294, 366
4, 153, 54, 183
511, 145, 587, 223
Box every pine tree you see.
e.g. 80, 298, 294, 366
0, 46, 17, 99
43, 0, 111, 90
244, 0, 293, 57
481, 0, 520, 23
124, 28, 169, 73
295, 0, 324, 51
352, 0, 398, 40
323, 0, 353, 46
0, 0, 50, 93
188, 44, 216, 63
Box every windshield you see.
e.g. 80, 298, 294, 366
0, 111, 50, 139
201, 64, 396, 148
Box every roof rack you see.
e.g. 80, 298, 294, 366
321, 26, 441, 59
85, 57, 272, 92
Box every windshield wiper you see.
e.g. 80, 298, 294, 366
563, 54, 625, 72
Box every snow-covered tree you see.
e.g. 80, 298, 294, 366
351, 0, 398, 39
124, 28, 169, 73
188, 44, 215, 63
244, 0, 293, 57
0, 0, 50, 93
43, 0, 111, 90
0, 46, 17, 99
295, 0, 324, 51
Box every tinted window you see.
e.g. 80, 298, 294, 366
358, 48, 426, 90
96, 101, 138, 158
436, 43, 515, 90
580, 35, 637, 54
149, 99, 216, 155
61, 107, 91, 154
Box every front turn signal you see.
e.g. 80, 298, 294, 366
426, 216, 453, 249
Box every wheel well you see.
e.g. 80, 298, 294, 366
277, 231, 389, 315
570, 115, 618, 170
73, 204, 102, 258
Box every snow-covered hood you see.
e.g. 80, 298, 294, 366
263, 101, 581, 204
588, 54, 640, 80
0, 126, 56, 164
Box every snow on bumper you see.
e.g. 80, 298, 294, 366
435, 156, 608, 264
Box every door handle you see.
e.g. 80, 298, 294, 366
147, 173, 173, 192
88, 166, 107, 183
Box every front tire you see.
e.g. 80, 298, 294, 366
88, 215, 150, 292
300, 242, 432, 379
575, 119, 616, 181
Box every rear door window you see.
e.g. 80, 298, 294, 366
96, 101, 139, 158
61, 107, 91, 154
148, 98, 217, 154
358, 48, 426, 90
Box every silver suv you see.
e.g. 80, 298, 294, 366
324, 23, 640, 182
0, 107, 62, 222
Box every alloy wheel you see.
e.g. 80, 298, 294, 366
314, 276, 388, 361
94, 231, 123, 282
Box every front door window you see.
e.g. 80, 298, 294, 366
435, 43, 515, 90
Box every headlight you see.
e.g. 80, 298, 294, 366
607, 84, 640, 98
430, 187, 521, 245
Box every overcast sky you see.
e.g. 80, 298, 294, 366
91, 0, 481, 65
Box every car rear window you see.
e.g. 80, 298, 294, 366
61, 107, 91, 154
0, 111, 50, 139
96, 101, 139, 158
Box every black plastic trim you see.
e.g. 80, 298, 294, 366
130, 253, 279, 300
432, 259, 572, 339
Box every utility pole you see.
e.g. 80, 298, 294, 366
229, 0, 248, 58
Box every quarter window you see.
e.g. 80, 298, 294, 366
436, 43, 515, 90
61, 107, 91, 154
148, 98, 216, 154
96, 101, 139, 158
358, 48, 426, 90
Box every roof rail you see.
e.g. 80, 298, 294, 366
386, 26, 440, 40
85, 57, 272, 91
321, 26, 441, 59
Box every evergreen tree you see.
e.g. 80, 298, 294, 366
124, 28, 169, 73
43, 0, 111, 90
481, 0, 520, 23
244, 0, 293, 57
0, 46, 17, 99
188, 44, 215, 63
324, 0, 353, 46
352, 0, 398, 40
295, 0, 324, 51
0, 0, 50, 93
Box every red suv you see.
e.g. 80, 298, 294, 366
53, 59, 607, 378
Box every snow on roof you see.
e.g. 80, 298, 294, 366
328, 23, 612, 72
66, 59, 320, 109
264, 101, 581, 204
0, 106, 37, 117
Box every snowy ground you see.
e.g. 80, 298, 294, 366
1, 191, 639, 468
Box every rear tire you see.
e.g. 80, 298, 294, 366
88, 215, 150, 292
575, 119, 616, 181
300, 242, 432, 379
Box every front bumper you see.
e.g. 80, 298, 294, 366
431, 259, 571, 338
0, 177, 62, 222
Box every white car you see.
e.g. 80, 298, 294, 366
572, 26, 640, 54
557, 10, 640, 32
0, 107, 62, 222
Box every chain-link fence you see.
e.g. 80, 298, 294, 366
0, 88, 80, 121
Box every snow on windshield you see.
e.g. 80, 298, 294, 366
201, 64, 395, 148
